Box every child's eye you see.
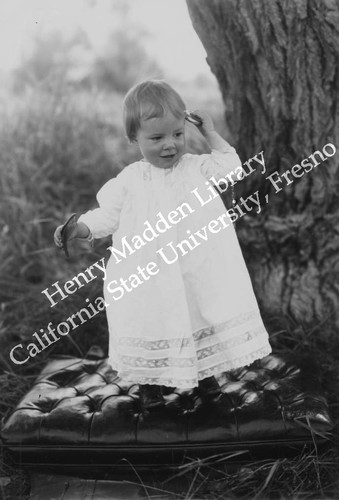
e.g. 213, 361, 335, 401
175, 132, 184, 138
150, 136, 162, 142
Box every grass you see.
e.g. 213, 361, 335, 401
0, 81, 338, 499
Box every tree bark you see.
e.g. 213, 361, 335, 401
186, 0, 339, 331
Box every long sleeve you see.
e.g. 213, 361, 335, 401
199, 141, 242, 181
77, 167, 129, 239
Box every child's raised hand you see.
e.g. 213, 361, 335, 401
185, 109, 215, 137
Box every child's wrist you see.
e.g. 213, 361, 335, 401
204, 130, 228, 150
202, 129, 217, 140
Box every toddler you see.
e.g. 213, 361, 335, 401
54, 80, 271, 411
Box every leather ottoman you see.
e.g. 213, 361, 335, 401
0, 353, 333, 470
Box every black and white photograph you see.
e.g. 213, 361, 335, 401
0, 0, 338, 498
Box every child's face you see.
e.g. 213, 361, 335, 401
135, 111, 186, 168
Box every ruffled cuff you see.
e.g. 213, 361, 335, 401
200, 147, 242, 181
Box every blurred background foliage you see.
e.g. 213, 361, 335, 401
11, 13, 163, 93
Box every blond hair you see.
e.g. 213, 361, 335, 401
123, 80, 186, 141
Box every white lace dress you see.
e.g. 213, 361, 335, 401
78, 147, 271, 388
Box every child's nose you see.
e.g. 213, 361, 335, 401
163, 138, 175, 149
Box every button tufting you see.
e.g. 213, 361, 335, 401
263, 380, 280, 391
37, 403, 55, 414
86, 398, 101, 413
82, 365, 99, 375
0, 353, 333, 456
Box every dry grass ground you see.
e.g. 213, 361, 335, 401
0, 84, 338, 499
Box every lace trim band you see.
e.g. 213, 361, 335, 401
116, 345, 272, 388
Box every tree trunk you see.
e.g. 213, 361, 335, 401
186, 0, 339, 331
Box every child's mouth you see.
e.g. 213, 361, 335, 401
161, 154, 176, 159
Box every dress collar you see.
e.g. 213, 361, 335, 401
141, 154, 186, 172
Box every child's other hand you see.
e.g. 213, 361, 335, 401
54, 216, 79, 250
189, 109, 215, 137
54, 225, 64, 249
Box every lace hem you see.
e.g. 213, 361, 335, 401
117, 309, 263, 354
193, 310, 259, 341
196, 344, 272, 380
111, 345, 272, 389
117, 322, 268, 368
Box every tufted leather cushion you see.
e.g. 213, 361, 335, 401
0, 354, 333, 467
